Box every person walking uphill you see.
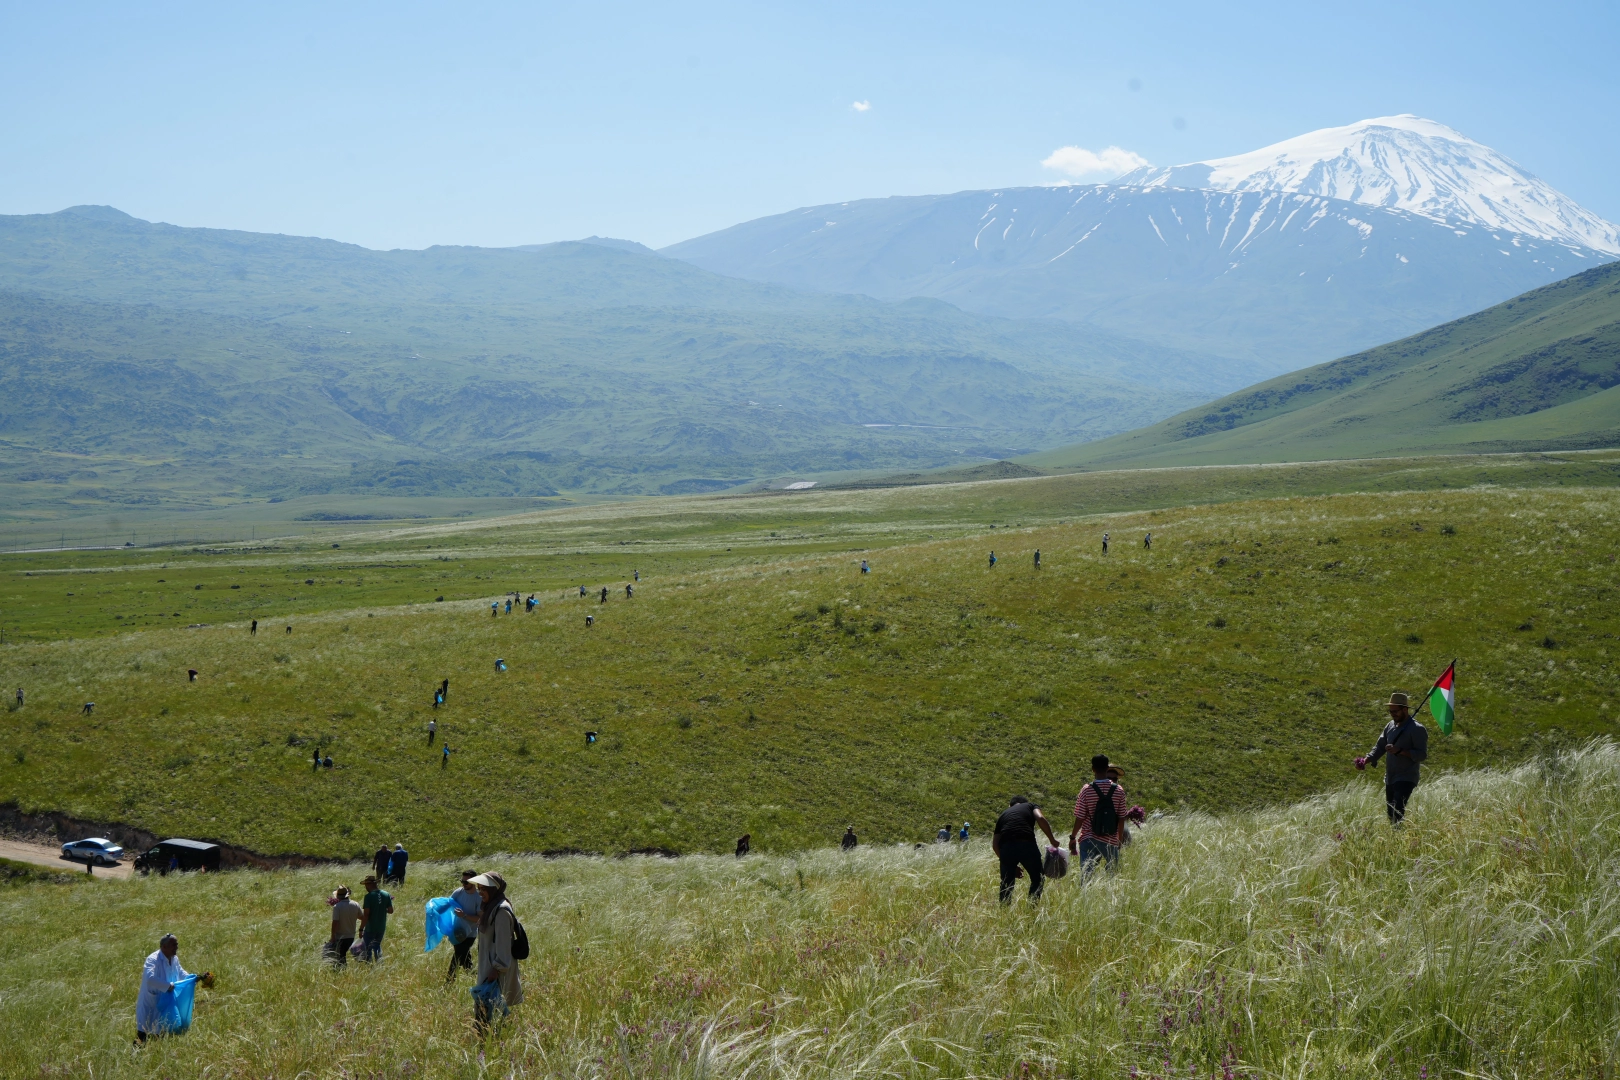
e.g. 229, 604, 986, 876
387, 843, 408, 885
1357, 691, 1429, 823
372, 845, 391, 884
469, 871, 523, 1032
328, 886, 361, 966
1071, 754, 1133, 876
993, 796, 1059, 903
359, 875, 393, 961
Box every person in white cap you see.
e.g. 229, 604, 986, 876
468, 871, 523, 1030
135, 934, 190, 1043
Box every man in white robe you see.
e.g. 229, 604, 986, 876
135, 934, 191, 1042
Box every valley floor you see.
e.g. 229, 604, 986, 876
2, 456, 1619, 856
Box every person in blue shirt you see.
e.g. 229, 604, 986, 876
447, 869, 483, 981
958, 821, 970, 842
386, 844, 408, 885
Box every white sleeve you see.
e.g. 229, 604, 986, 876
142, 955, 171, 994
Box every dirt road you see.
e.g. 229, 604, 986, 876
0, 838, 134, 879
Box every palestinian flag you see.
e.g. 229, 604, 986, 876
1427, 661, 1456, 735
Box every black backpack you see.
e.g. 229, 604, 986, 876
1090, 780, 1120, 837
510, 911, 529, 961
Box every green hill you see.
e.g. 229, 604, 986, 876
1029, 262, 1620, 470
0, 207, 1255, 515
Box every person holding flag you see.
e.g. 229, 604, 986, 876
1356, 683, 1437, 824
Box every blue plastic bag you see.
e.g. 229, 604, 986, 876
470, 979, 507, 1015
155, 974, 198, 1034
424, 896, 458, 952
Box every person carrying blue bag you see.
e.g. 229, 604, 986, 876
423, 870, 485, 983
465, 871, 525, 1034
135, 934, 205, 1044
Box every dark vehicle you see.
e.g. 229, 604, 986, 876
134, 838, 222, 875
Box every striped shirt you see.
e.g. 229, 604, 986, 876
1073, 780, 1129, 845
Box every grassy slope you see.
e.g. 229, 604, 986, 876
2, 457, 1618, 857
1029, 262, 1620, 470
0, 747, 1614, 1078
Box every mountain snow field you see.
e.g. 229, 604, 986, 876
1117, 114, 1620, 255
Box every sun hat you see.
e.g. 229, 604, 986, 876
468, 871, 506, 890
1387, 692, 1410, 708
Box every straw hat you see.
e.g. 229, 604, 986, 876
1387, 692, 1410, 708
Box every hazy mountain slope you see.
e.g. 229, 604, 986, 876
1025, 262, 1620, 470
0, 209, 1246, 508
0, 290, 396, 459
664, 186, 1608, 369
1119, 115, 1620, 254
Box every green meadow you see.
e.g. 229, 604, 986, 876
2, 454, 1617, 858
0, 747, 1613, 1079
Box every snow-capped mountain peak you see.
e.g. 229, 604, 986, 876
1116, 115, 1620, 255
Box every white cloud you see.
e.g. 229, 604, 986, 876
851, 100, 871, 112
1041, 144, 1150, 179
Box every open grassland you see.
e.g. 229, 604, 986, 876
2, 457, 1618, 857
8, 449, 1620, 643
1, 746, 1615, 1079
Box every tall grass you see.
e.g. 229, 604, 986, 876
2, 744, 1615, 1078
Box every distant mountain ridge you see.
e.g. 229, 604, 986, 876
665, 185, 1608, 370
0, 206, 1241, 511
664, 117, 1616, 369
1117, 115, 1620, 255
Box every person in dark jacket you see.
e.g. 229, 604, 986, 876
841, 826, 858, 851
993, 796, 1059, 903
372, 845, 391, 883
1357, 691, 1430, 823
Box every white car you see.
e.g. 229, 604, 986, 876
61, 838, 124, 866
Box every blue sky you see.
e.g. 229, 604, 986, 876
2, 1, 1616, 250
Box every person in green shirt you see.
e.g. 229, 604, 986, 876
359, 875, 393, 962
